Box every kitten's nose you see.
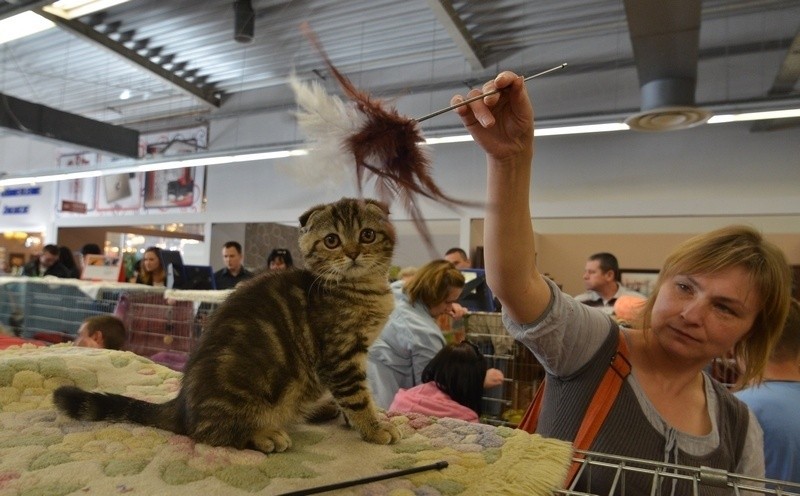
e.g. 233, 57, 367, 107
344, 247, 360, 261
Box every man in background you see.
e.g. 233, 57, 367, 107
75, 315, 127, 350
22, 244, 72, 278
735, 299, 800, 484
444, 247, 471, 269
214, 241, 253, 289
574, 252, 643, 315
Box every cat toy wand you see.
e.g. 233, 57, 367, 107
278, 460, 449, 495
414, 62, 567, 123
293, 24, 568, 253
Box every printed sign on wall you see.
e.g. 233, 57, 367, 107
56, 152, 97, 213
52, 125, 209, 218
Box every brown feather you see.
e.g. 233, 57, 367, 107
300, 23, 480, 254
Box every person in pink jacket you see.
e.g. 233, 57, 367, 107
389, 341, 487, 422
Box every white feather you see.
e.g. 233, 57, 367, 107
283, 73, 367, 187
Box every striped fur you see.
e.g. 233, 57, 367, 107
53, 198, 400, 453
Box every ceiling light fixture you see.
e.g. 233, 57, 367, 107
0, 11, 54, 44
44, 0, 132, 19
0, 0, 131, 46
1, 105, 798, 188
0, 148, 308, 187
424, 122, 630, 144
708, 108, 800, 123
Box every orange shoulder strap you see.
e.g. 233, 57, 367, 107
517, 332, 632, 486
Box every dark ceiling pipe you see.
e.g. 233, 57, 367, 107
233, 0, 255, 44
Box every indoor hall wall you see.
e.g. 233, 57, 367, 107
206, 99, 799, 221
470, 216, 800, 297
11, 88, 797, 268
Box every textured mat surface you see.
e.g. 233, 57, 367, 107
0, 345, 573, 495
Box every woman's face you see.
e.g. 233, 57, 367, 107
649, 266, 761, 364
142, 251, 161, 273
269, 258, 287, 270
428, 286, 464, 318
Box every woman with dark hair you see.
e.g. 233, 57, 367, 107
389, 341, 487, 422
266, 248, 293, 270
58, 246, 81, 278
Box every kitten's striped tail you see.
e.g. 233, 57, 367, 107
52, 385, 181, 433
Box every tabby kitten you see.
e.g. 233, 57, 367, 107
53, 197, 400, 453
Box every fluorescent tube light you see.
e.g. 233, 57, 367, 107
424, 135, 474, 145
424, 122, 630, 144
44, 0, 131, 19
0, 148, 308, 187
0, 1, 131, 46
708, 108, 800, 124
1, 104, 798, 188
0, 11, 54, 44
535, 122, 629, 136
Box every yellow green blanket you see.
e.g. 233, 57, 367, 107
0, 345, 573, 495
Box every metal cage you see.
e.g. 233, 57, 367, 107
463, 311, 544, 427
463, 311, 799, 495
562, 450, 800, 495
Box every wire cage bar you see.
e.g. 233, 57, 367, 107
0, 278, 118, 343
463, 311, 545, 427
121, 291, 196, 359
559, 450, 800, 496
462, 310, 799, 495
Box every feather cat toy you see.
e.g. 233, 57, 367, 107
290, 23, 565, 252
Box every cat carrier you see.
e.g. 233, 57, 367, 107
0, 277, 122, 343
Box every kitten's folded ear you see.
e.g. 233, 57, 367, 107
299, 203, 327, 229
363, 198, 390, 217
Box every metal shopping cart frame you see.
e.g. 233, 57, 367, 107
464, 311, 800, 495
560, 450, 800, 495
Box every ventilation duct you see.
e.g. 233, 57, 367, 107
623, 0, 712, 131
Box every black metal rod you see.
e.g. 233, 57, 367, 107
414, 63, 567, 123
279, 460, 449, 495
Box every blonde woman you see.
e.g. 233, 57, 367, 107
367, 260, 467, 409
453, 71, 791, 492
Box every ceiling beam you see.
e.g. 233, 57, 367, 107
768, 28, 800, 96
748, 29, 800, 132
34, 8, 221, 108
0, 92, 139, 157
0, 0, 50, 21
425, 0, 485, 70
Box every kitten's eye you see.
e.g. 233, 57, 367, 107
323, 234, 340, 249
360, 228, 376, 244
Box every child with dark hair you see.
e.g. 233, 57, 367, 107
267, 248, 294, 270
388, 341, 487, 422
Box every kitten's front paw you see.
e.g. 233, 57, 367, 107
361, 421, 401, 445
251, 428, 292, 453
